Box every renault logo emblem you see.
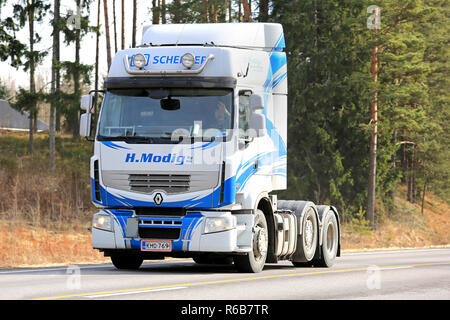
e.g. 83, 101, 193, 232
153, 193, 163, 205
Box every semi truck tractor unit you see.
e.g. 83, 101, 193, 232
80, 23, 341, 273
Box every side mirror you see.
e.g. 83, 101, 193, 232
80, 94, 94, 112
80, 94, 93, 138
248, 94, 265, 137
249, 113, 266, 138
250, 94, 264, 111
80, 113, 91, 137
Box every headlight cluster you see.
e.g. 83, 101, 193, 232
204, 216, 236, 234
181, 53, 195, 69
133, 53, 147, 69
93, 214, 113, 231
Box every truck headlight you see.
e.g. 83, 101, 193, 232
204, 216, 236, 234
93, 213, 113, 231
181, 53, 195, 69
133, 53, 147, 69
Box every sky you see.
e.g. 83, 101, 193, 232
0, 0, 158, 90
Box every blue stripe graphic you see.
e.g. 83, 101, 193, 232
101, 141, 130, 150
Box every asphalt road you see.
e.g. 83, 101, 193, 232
0, 248, 449, 301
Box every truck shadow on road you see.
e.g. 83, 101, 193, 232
108, 261, 307, 275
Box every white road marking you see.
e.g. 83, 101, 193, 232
0, 260, 193, 274
378, 266, 414, 271
0, 265, 109, 274
342, 248, 450, 256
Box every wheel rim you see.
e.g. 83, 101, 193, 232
253, 225, 268, 261
304, 217, 314, 249
326, 223, 335, 253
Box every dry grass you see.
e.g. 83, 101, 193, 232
0, 131, 105, 267
341, 185, 450, 250
0, 130, 93, 230
0, 220, 109, 268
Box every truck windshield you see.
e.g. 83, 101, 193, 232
97, 88, 233, 142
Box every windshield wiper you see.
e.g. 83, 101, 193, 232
98, 135, 221, 144
122, 136, 157, 143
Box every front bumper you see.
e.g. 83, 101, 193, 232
92, 209, 253, 253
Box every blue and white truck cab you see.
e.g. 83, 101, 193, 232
80, 23, 340, 273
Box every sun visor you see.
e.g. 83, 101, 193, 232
141, 23, 285, 52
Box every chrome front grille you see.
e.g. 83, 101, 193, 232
129, 174, 190, 194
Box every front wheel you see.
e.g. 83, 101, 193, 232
192, 254, 233, 265
234, 210, 268, 273
111, 254, 144, 270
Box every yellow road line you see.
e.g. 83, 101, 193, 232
33, 261, 450, 300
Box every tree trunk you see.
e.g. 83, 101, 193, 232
49, 0, 60, 219
103, 0, 112, 69
406, 149, 411, 201
55, 104, 61, 131
161, 0, 166, 24
55, 0, 61, 133
228, 0, 232, 22
33, 115, 37, 133
212, 2, 218, 23
50, 0, 60, 169
411, 145, 416, 203
407, 145, 416, 204
172, 0, 181, 23
73, 0, 81, 138
202, 0, 209, 22
259, 0, 269, 22
152, 0, 160, 24
421, 179, 427, 215
113, 0, 118, 53
401, 142, 407, 183
238, 0, 242, 22
27, 0, 35, 155
132, 0, 137, 47
367, 15, 379, 229
94, 0, 101, 125
121, 0, 125, 49
242, 0, 251, 22
388, 129, 397, 206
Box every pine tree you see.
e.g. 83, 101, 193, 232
369, 0, 437, 212
0, 2, 27, 70
60, 0, 94, 138
10, 0, 51, 154
272, 0, 374, 218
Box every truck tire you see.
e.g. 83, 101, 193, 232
315, 212, 339, 267
192, 254, 210, 264
111, 254, 144, 270
233, 210, 268, 273
192, 254, 233, 265
292, 207, 319, 267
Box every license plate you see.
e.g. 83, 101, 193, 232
141, 240, 172, 252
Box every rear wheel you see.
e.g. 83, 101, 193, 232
292, 208, 318, 267
111, 254, 144, 270
315, 213, 339, 267
234, 210, 268, 273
